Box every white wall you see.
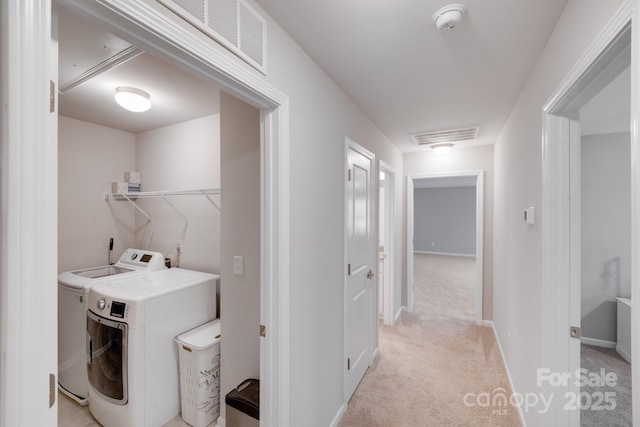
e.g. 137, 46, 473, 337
413, 187, 476, 255
404, 145, 494, 319
492, 1, 625, 425
58, 116, 136, 272
581, 132, 631, 343
59, 114, 221, 275
135, 114, 221, 273
219, 92, 260, 417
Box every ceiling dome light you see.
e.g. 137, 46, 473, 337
433, 4, 466, 32
114, 86, 151, 112
432, 143, 454, 155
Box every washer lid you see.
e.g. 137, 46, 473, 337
58, 248, 166, 290
72, 265, 134, 279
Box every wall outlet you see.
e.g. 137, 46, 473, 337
233, 256, 244, 276
176, 240, 183, 253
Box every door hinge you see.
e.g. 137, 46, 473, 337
260, 324, 266, 337
348, 169, 352, 181
570, 326, 581, 339
347, 264, 351, 276
347, 358, 351, 370
49, 373, 56, 408
49, 80, 55, 113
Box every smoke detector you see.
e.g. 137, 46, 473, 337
433, 4, 466, 32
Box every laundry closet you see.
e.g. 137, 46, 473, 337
56, 5, 260, 425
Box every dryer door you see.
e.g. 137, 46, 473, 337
87, 310, 128, 405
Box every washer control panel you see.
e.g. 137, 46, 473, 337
89, 291, 135, 325
115, 248, 165, 271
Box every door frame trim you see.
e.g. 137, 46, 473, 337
0, 1, 58, 424
541, 1, 636, 424
343, 137, 378, 402
406, 171, 484, 324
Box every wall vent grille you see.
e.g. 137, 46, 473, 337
171, 0, 205, 21
209, 0, 238, 46
158, 0, 267, 74
412, 127, 478, 145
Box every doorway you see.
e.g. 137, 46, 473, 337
406, 172, 484, 324
378, 161, 396, 326
579, 66, 631, 426
1, 1, 289, 426
542, 7, 637, 425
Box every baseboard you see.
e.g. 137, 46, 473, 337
329, 402, 347, 427
487, 321, 527, 427
581, 336, 616, 349
372, 346, 379, 361
615, 344, 632, 364
413, 250, 475, 258
395, 307, 404, 323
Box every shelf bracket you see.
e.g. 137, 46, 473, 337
201, 189, 221, 212
160, 195, 189, 226
120, 193, 152, 223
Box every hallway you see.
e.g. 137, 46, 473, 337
339, 254, 521, 427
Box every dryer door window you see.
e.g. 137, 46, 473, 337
87, 310, 128, 405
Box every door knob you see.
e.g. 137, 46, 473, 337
367, 270, 374, 279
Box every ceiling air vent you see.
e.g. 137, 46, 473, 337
412, 127, 478, 145
158, 0, 267, 74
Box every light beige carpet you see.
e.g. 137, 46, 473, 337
339, 254, 522, 427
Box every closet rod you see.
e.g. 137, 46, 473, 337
108, 188, 220, 199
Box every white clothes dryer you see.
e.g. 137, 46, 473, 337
57, 248, 165, 405
86, 268, 218, 427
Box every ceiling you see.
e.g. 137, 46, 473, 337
255, 0, 570, 152
57, 2, 585, 150
57, 6, 220, 134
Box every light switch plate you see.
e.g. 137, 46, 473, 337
233, 256, 244, 276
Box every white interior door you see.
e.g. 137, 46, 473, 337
379, 163, 396, 326
345, 141, 375, 400
378, 177, 385, 318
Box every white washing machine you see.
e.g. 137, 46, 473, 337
86, 268, 218, 427
58, 248, 166, 405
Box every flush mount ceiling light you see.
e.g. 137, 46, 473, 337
114, 86, 151, 112
433, 4, 467, 32
431, 143, 454, 155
